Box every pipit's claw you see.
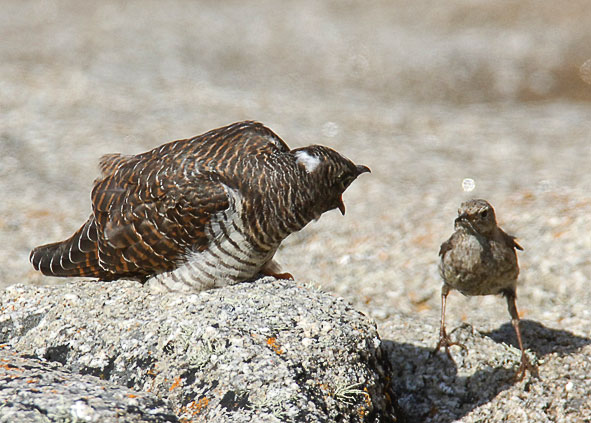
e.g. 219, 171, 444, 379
432, 334, 466, 363
513, 352, 539, 382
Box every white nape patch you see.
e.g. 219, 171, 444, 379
295, 151, 321, 173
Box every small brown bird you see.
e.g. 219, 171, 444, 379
30, 121, 370, 292
434, 199, 537, 380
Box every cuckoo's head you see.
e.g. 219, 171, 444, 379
293, 145, 370, 216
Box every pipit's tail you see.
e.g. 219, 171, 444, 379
30, 217, 107, 279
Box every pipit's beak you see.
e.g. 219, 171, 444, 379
455, 213, 478, 233
356, 165, 371, 175
455, 213, 468, 224
337, 195, 346, 215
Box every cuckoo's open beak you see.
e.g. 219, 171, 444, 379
337, 165, 370, 215
337, 195, 346, 215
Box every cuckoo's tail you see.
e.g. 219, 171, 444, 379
30, 218, 107, 279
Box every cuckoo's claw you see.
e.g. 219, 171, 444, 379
264, 270, 294, 280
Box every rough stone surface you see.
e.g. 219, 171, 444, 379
0, 348, 177, 423
2, 1, 591, 422
383, 313, 591, 423
1, 279, 397, 422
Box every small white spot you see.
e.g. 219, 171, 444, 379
295, 151, 321, 173
70, 400, 96, 421
302, 337, 314, 347
462, 178, 475, 192
339, 254, 351, 265
321, 121, 339, 138
580, 58, 591, 85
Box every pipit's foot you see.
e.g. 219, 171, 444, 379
432, 334, 467, 363
514, 352, 539, 381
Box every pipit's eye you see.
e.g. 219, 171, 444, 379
481, 210, 488, 218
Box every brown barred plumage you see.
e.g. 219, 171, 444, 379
30, 121, 370, 291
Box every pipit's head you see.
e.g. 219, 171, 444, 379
454, 199, 497, 235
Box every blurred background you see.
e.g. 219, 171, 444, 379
1, 0, 591, 345
2, 1, 591, 420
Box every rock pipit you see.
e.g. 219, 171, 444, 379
434, 199, 538, 380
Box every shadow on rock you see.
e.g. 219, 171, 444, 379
382, 340, 515, 423
483, 319, 591, 357
383, 320, 591, 423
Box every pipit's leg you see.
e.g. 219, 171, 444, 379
260, 259, 294, 280
505, 290, 539, 380
433, 284, 466, 361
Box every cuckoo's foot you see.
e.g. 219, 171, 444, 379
263, 270, 294, 280
260, 259, 294, 280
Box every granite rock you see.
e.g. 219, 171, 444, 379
0, 348, 177, 423
0, 278, 398, 422
381, 311, 591, 423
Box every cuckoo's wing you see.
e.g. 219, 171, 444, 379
176, 120, 292, 186
91, 153, 231, 281
32, 121, 287, 282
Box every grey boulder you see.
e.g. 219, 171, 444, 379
0, 278, 398, 422
0, 348, 177, 423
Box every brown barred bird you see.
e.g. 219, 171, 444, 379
434, 199, 538, 380
30, 121, 370, 292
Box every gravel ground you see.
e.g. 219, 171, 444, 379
1, 1, 590, 421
